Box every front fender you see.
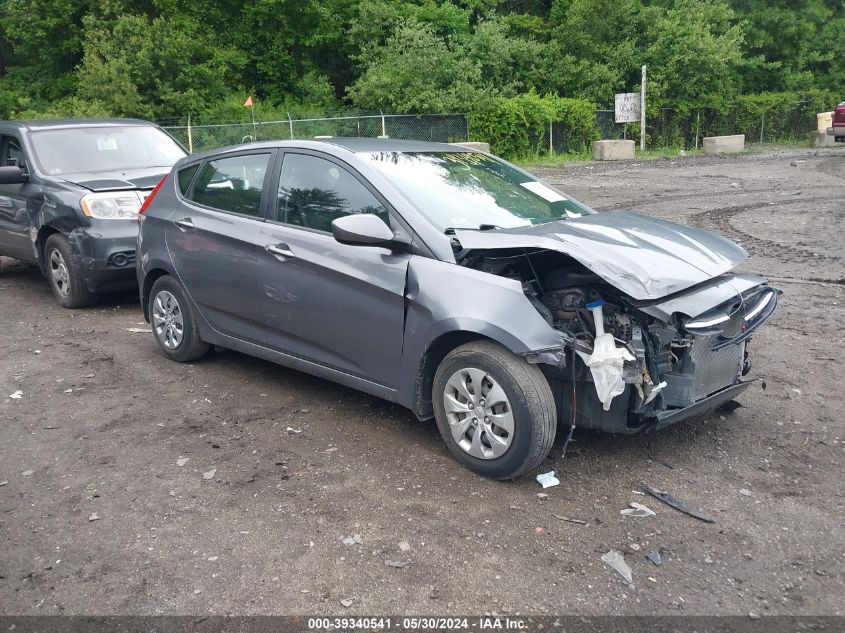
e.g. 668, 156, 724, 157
398, 256, 562, 410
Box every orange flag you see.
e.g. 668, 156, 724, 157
243, 96, 253, 107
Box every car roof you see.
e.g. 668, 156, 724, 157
1, 118, 157, 131
181, 137, 477, 164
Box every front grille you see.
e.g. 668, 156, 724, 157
690, 335, 744, 400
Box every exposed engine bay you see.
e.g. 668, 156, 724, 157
456, 246, 780, 434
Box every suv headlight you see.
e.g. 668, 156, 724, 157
80, 191, 146, 219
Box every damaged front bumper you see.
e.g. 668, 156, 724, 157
532, 277, 780, 435
69, 221, 138, 293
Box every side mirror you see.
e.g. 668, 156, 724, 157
0, 166, 28, 185
332, 214, 395, 247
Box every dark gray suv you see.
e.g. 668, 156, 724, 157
0, 119, 186, 307
137, 139, 778, 479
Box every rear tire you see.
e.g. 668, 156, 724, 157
44, 234, 97, 308
432, 340, 556, 480
148, 276, 209, 362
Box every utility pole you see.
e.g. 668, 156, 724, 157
640, 64, 647, 152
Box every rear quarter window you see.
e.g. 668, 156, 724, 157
177, 164, 199, 195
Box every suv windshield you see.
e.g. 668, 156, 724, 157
29, 125, 186, 176
361, 151, 592, 231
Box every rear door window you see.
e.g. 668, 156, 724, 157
190, 153, 271, 217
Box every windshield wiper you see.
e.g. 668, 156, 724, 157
444, 224, 502, 235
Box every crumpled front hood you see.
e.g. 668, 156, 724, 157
55, 167, 171, 192
453, 211, 748, 300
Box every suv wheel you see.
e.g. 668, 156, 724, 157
432, 340, 556, 480
44, 234, 97, 308
149, 276, 209, 362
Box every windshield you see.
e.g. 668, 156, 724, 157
29, 126, 186, 176
361, 151, 592, 231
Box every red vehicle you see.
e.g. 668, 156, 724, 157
829, 102, 845, 142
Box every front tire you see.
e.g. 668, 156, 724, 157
44, 234, 97, 308
432, 341, 556, 480
148, 276, 209, 362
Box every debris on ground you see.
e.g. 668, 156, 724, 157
641, 483, 715, 522
88, 513, 100, 522
398, 540, 411, 552
646, 550, 662, 566
0, 481, 7, 486
202, 468, 217, 480
533, 527, 544, 534
535, 471, 560, 488
286, 427, 302, 434
553, 515, 588, 525
537, 493, 548, 499
340, 598, 354, 608
385, 560, 411, 569
739, 488, 753, 497
21, 470, 33, 476
621, 502, 656, 517
342, 534, 363, 546
176, 457, 189, 467
125, 327, 150, 333
9, 390, 23, 399
601, 550, 632, 585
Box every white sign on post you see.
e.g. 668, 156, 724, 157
615, 93, 641, 123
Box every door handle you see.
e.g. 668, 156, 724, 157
174, 217, 194, 230
266, 243, 295, 260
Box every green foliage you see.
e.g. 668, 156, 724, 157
347, 18, 482, 112
468, 92, 598, 158
0, 0, 842, 141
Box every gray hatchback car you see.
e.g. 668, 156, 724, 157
137, 139, 778, 479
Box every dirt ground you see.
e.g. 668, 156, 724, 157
1, 146, 843, 617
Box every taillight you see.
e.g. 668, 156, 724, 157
139, 176, 167, 216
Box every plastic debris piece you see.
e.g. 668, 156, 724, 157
536, 471, 560, 489
641, 483, 715, 523
176, 457, 189, 467
340, 599, 353, 608
577, 301, 635, 410
342, 536, 356, 546
621, 502, 656, 517
125, 327, 150, 333
9, 390, 23, 399
601, 550, 632, 585
398, 541, 411, 552
286, 427, 302, 434
646, 550, 662, 566
553, 514, 588, 525
202, 468, 217, 480
385, 560, 411, 569
88, 513, 101, 522
533, 527, 544, 534
739, 488, 752, 497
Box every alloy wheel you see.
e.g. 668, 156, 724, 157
152, 290, 185, 350
48, 249, 70, 298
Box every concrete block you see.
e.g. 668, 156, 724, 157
810, 130, 840, 148
451, 141, 490, 153
592, 139, 635, 161
703, 134, 745, 154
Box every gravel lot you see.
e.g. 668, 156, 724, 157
1, 146, 843, 616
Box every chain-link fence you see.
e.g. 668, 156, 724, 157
161, 113, 469, 153
646, 101, 823, 149
160, 100, 823, 156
